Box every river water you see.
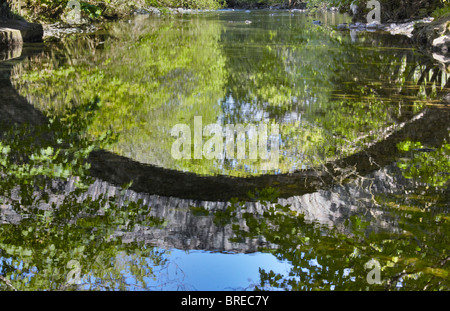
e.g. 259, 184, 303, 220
0, 9, 448, 290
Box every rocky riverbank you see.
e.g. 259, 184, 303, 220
41, 6, 216, 41
412, 15, 450, 63
2, 2, 450, 67
335, 17, 434, 37
334, 15, 450, 67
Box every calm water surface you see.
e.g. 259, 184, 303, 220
0, 10, 448, 290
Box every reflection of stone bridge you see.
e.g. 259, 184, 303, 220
1, 46, 449, 202
0, 162, 415, 252
86, 103, 448, 201
1, 44, 449, 253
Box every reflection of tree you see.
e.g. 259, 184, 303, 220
14, 13, 450, 178
220, 15, 450, 170
397, 140, 450, 187
2, 11, 449, 291
213, 160, 449, 290
12, 15, 228, 176
0, 100, 169, 291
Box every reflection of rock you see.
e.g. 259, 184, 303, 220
412, 15, 450, 66
0, 47, 47, 130
350, 29, 358, 42
0, 42, 21, 61
432, 52, 450, 65
278, 164, 412, 233
0, 203, 21, 225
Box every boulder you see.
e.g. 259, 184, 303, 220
347, 22, 367, 30
337, 23, 349, 30
0, 27, 21, 46
0, 19, 43, 48
432, 35, 450, 54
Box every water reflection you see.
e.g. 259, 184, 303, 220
0, 11, 448, 291
12, 11, 446, 176
0, 144, 447, 290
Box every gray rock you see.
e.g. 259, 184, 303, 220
0, 20, 43, 48
355, 22, 366, 29
337, 23, 348, 30
42, 22, 97, 40
367, 21, 380, 29
383, 18, 433, 38
432, 35, 450, 54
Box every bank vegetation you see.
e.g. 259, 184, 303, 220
1, 0, 448, 24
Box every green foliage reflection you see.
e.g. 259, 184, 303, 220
0, 97, 168, 291
12, 12, 439, 177
210, 181, 449, 291
397, 140, 450, 187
